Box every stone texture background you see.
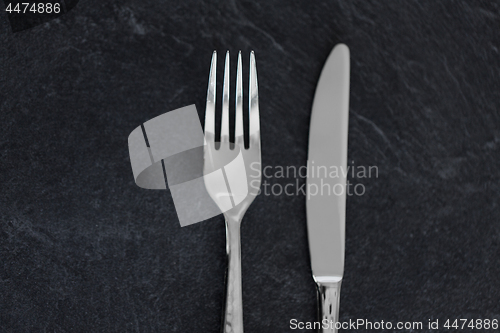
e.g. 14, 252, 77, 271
1, 1, 499, 332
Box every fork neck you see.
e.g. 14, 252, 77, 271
223, 204, 250, 223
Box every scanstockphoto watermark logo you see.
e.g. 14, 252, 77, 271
128, 105, 377, 227
248, 161, 378, 198
128, 105, 251, 227
290, 318, 424, 331
290, 318, 500, 331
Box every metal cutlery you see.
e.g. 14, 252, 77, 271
203, 50, 262, 333
306, 44, 350, 333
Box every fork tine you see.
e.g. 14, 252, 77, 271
235, 51, 244, 146
205, 51, 217, 141
249, 51, 260, 145
220, 51, 230, 144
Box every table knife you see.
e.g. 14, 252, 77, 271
306, 43, 350, 333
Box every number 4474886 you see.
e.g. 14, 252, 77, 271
5, 2, 61, 14
444, 319, 498, 330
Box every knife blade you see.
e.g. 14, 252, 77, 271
306, 43, 350, 333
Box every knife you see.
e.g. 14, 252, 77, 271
306, 44, 350, 333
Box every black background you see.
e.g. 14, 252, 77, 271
1, 1, 500, 332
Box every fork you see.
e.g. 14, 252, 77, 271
203, 50, 262, 333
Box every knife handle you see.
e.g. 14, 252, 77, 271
316, 281, 342, 333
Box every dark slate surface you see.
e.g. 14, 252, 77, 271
1, 1, 500, 332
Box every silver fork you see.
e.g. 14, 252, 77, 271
203, 50, 262, 333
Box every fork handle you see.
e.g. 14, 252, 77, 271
316, 281, 342, 333
223, 219, 243, 333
